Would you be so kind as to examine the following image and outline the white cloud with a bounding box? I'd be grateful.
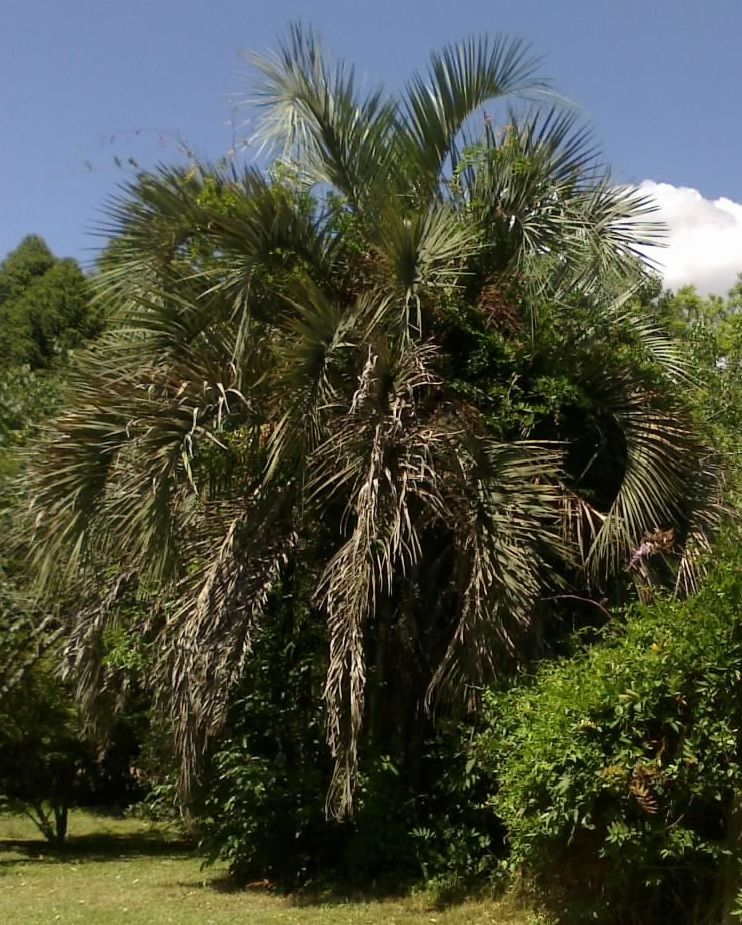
[638,180,742,295]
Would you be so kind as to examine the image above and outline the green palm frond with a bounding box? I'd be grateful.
[377,205,482,332]
[460,112,664,295]
[25,330,255,587]
[585,373,713,579]
[206,167,334,302]
[562,181,663,295]
[403,34,547,189]
[601,286,693,384]
[428,438,563,704]
[95,166,209,313]
[247,24,397,207]
[264,283,359,480]
[24,371,132,588]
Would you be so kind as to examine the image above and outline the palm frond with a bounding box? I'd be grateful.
[586,374,716,581]
[461,113,664,294]
[377,205,482,332]
[402,34,547,190]
[601,285,693,384]
[59,572,140,743]
[247,23,397,207]
[264,284,358,482]
[673,455,726,595]
[428,438,563,704]
[206,167,335,317]
[24,331,254,587]
[313,340,441,817]
[162,498,296,800]
[95,166,209,315]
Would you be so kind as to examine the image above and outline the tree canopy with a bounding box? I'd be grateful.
[0,235,101,368]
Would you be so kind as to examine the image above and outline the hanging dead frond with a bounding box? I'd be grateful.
[162,496,297,801]
[629,764,662,815]
[60,571,141,743]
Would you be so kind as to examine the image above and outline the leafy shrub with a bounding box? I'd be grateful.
[0,613,150,843]
[198,586,504,889]
[202,708,504,890]
[198,592,336,885]
[0,652,89,844]
[344,740,502,891]
[478,551,742,923]
[387,722,504,893]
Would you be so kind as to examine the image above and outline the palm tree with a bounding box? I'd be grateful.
[23,26,720,817]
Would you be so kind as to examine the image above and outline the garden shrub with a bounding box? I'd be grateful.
[0,652,90,844]
[479,552,742,923]
[202,704,503,890]
[197,586,504,888]
[198,592,337,885]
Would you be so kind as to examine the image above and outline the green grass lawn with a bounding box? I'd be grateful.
[0,812,535,924]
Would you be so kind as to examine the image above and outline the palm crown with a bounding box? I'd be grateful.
[24,27,720,816]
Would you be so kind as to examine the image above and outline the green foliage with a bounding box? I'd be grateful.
[0,366,60,456]
[404,726,505,893]
[0,52,736,917]
[13,29,729,896]
[479,544,742,923]
[203,708,503,890]
[0,244,127,842]
[0,235,101,369]
[0,594,151,844]
[669,282,742,463]
[0,644,89,844]
[198,588,333,884]
[0,234,54,299]
[198,583,501,889]
[659,283,732,340]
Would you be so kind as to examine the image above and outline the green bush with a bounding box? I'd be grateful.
[198,593,336,885]
[197,587,503,889]
[478,552,742,923]
[346,738,503,891]
[0,616,150,844]
[202,710,503,890]
[0,645,92,844]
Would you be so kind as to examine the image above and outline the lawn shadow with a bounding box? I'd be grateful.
[286,883,412,907]
[190,874,418,906]
[169,860,493,914]
[273,874,497,913]
[0,829,194,868]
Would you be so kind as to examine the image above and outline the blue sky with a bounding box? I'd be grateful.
[2,0,741,290]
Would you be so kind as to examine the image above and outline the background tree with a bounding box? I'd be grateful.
[656,278,742,481]
[0,237,139,844]
[0,620,88,846]
[0,235,102,368]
